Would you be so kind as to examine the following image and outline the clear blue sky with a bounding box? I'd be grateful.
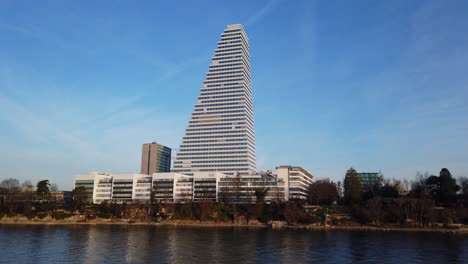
[1,0,467,190]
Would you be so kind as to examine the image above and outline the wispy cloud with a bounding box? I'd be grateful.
[0,83,186,190]
[150,51,211,86]
[244,0,282,27]
[0,23,31,35]
[0,93,96,155]
[0,22,74,51]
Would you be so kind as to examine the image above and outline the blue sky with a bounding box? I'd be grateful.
[1,0,467,190]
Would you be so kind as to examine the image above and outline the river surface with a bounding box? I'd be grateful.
[0,225,467,264]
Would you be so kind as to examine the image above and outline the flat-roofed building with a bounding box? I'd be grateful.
[193,172,224,202]
[141,142,171,175]
[275,166,313,200]
[74,165,312,204]
[357,172,380,191]
[152,173,177,202]
[94,175,112,204]
[315,177,330,183]
[74,172,152,204]
[74,173,97,202]
[218,172,286,203]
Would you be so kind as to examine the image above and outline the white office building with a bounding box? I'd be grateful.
[74,172,153,204]
[172,24,256,176]
[74,165,313,204]
[275,166,314,200]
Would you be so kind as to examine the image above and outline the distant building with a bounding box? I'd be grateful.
[140,142,171,175]
[395,184,408,196]
[50,191,72,205]
[315,177,330,183]
[357,172,379,191]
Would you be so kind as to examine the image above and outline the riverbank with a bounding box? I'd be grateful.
[1,216,467,233]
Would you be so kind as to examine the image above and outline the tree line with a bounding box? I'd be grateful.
[1,168,467,227]
[0,178,68,218]
[306,167,468,226]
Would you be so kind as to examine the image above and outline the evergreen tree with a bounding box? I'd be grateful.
[438,168,460,204]
[36,180,52,203]
[72,186,88,213]
[424,168,460,205]
[344,168,362,204]
[36,180,54,212]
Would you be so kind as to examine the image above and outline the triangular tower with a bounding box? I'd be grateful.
[172,24,256,176]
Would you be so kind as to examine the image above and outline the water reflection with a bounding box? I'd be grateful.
[0,225,467,264]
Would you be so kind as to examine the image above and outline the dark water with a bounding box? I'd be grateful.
[0,225,467,264]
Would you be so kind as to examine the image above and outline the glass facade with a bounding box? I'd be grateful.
[75,180,94,201]
[141,143,171,175]
[357,172,380,191]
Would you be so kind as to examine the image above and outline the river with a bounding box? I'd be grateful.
[0,225,467,263]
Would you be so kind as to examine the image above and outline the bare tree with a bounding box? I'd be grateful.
[458,177,468,194]
[0,178,20,192]
[392,178,401,187]
[21,180,34,192]
[336,181,343,198]
[218,187,231,204]
[180,191,192,203]
[308,182,339,205]
[50,183,59,191]
[0,178,22,214]
[410,171,430,198]
[458,176,468,207]
[271,186,284,203]
[403,179,410,192]
[232,173,242,203]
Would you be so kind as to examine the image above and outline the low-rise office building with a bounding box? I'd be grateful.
[74,172,152,204]
[74,165,313,204]
[275,166,313,200]
[218,172,287,203]
[50,191,72,205]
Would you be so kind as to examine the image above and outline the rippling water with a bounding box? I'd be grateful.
[0,225,467,264]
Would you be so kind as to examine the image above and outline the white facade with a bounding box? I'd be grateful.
[218,173,287,203]
[274,166,313,200]
[172,24,256,176]
[74,166,312,204]
[75,172,152,204]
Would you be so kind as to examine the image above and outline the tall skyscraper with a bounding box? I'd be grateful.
[140,142,171,175]
[172,24,256,176]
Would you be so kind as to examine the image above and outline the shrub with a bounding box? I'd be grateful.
[51,211,73,220]
[97,212,111,219]
[283,201,312,225]
[37,212,48,219]
[351,205,370,224]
